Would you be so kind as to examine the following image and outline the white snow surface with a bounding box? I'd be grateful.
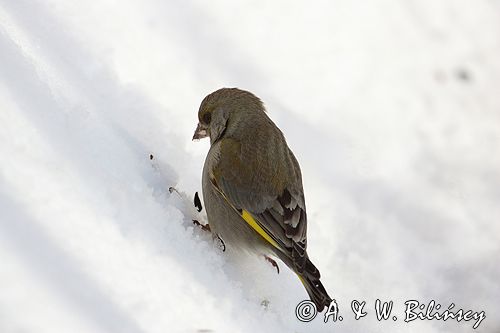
[1,1,500,332]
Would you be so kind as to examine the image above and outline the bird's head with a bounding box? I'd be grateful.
[192,88,265,145]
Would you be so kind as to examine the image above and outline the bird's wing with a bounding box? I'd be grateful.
[210,137,315,275]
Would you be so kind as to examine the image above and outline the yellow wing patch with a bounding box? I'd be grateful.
[241,209,280,249]
[210,174,281,251]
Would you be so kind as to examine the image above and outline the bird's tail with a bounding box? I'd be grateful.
[276,249,332,312]
[282,253,332,312]
[297,269,332,312]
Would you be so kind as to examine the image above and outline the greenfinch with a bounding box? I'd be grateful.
[193,88,332,311]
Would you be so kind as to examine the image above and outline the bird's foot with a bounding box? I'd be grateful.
[264,255,280,274]
[193,219,211,232]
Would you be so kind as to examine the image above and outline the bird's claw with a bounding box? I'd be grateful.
[193,219,211,232]
[264,255,280,274]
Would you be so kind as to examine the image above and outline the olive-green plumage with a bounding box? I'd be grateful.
[193,88,332,311]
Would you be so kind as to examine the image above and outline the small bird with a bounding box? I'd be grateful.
[193,88,332,311]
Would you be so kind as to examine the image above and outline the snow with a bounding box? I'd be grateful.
[1,0,499,332]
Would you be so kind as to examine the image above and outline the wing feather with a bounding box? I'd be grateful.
[211,137,309,272]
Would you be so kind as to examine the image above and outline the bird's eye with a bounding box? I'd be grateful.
[203,113,211,124]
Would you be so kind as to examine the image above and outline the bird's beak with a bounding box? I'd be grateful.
[192,122,208,141]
